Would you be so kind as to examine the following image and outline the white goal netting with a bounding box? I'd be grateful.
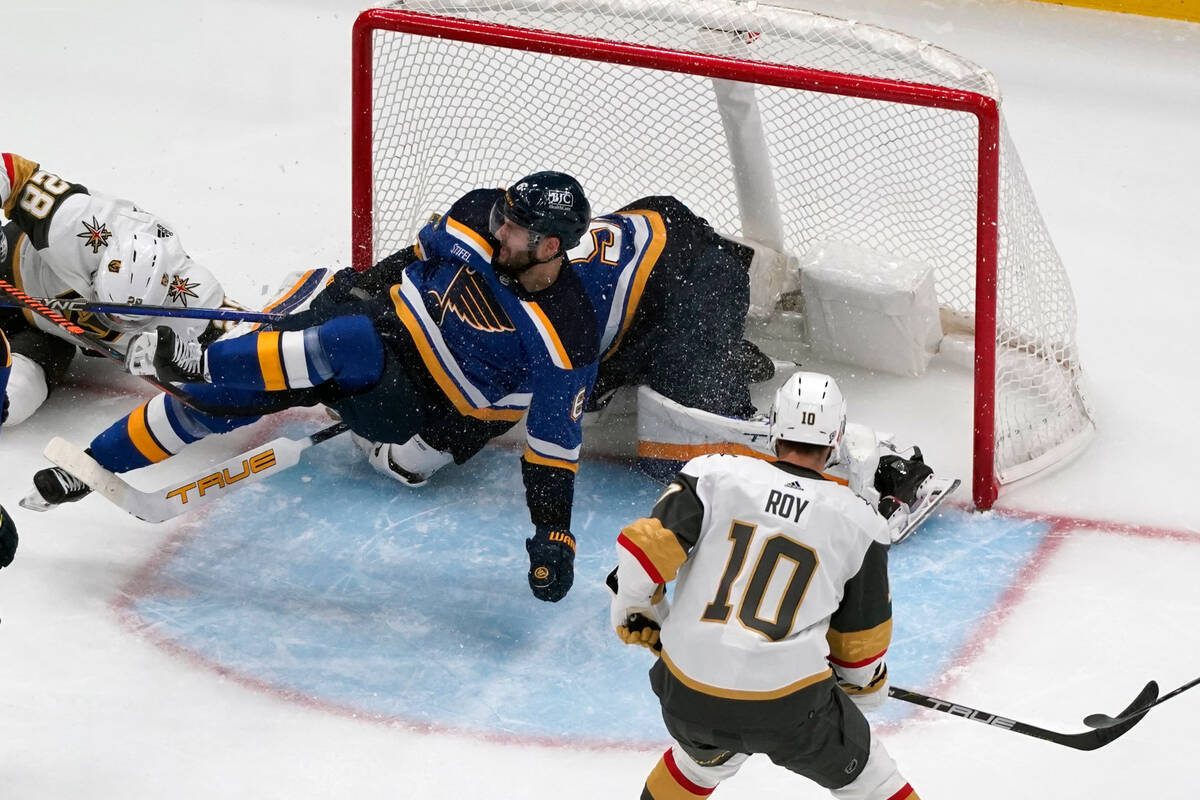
[354,0,1095,506]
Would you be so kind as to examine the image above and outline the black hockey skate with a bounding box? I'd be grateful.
[20,466,93,512]
[126,325,208,383]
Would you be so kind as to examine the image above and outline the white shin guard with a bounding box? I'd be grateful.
[5,353,50,426]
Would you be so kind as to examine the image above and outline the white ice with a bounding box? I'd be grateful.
[2,1,1198,797]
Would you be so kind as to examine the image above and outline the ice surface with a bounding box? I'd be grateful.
[2,1,1198,798]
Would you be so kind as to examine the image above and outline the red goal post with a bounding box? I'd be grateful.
[350,1,1095,509]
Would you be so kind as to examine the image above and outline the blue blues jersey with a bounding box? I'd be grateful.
[391,189,599,493]
[566,206,669,362]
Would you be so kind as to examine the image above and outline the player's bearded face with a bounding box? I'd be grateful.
[493,219,539,274]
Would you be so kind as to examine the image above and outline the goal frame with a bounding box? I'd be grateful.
[350,8,1004,508]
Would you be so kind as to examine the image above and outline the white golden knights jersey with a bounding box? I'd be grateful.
[615,454,892,721]
[0,153,223,347]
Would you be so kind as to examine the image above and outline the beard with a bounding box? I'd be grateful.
[493,246,537,277]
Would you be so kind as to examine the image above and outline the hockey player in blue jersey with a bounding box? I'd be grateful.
[25,173,599,602]
[0,330,17,568]
[337,195,773,487]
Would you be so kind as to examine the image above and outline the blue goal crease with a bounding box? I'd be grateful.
[125,429,1053,742]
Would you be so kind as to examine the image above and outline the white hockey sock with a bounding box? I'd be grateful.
[832,738,916,800]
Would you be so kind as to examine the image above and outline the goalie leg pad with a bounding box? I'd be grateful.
[636,386,770,482]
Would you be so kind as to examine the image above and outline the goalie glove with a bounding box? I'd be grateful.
[525,527,575,602]
[875,449,933,506]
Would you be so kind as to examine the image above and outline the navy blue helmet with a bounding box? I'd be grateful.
[489,171,591,252]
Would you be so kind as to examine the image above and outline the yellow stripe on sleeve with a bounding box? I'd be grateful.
[445,216,494,259]
[524,301,572,369]
[262,270,317,313]
[522,446,579,473]
[126,403,172,463]
[256,332,287,391]
[389,285,523,422]
[606,209,667,358]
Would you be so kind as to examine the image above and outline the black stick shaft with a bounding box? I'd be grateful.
[0,295,286,324]
[888,681,1157,751]
[0,279,228,415]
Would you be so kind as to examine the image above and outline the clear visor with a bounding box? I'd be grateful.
[96,312,150,334]
[488,198,543,251]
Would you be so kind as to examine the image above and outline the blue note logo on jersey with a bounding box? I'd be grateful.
[426,265,515,333]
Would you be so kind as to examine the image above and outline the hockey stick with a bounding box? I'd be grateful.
[38,422,349,523]
[887,682,1159,751]
[0,294,287,325]
[615,601,1158,752]
[0,278,244,416]
[1083,674,1200,729]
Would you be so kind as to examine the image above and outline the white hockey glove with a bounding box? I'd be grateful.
[606,567,669,653]
[835,661,890,712]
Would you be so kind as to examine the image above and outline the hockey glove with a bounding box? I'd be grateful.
[617,613,662,652]
[606,567,669,652]
[0,504,18,568]
[525,527,575,602]
[875,451,933,511]
[836,662,890,713]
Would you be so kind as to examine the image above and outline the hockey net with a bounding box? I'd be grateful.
[351,0,1095,508]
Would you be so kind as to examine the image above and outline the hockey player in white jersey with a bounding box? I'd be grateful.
[611,371,921,800]
[0,153,227,424]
